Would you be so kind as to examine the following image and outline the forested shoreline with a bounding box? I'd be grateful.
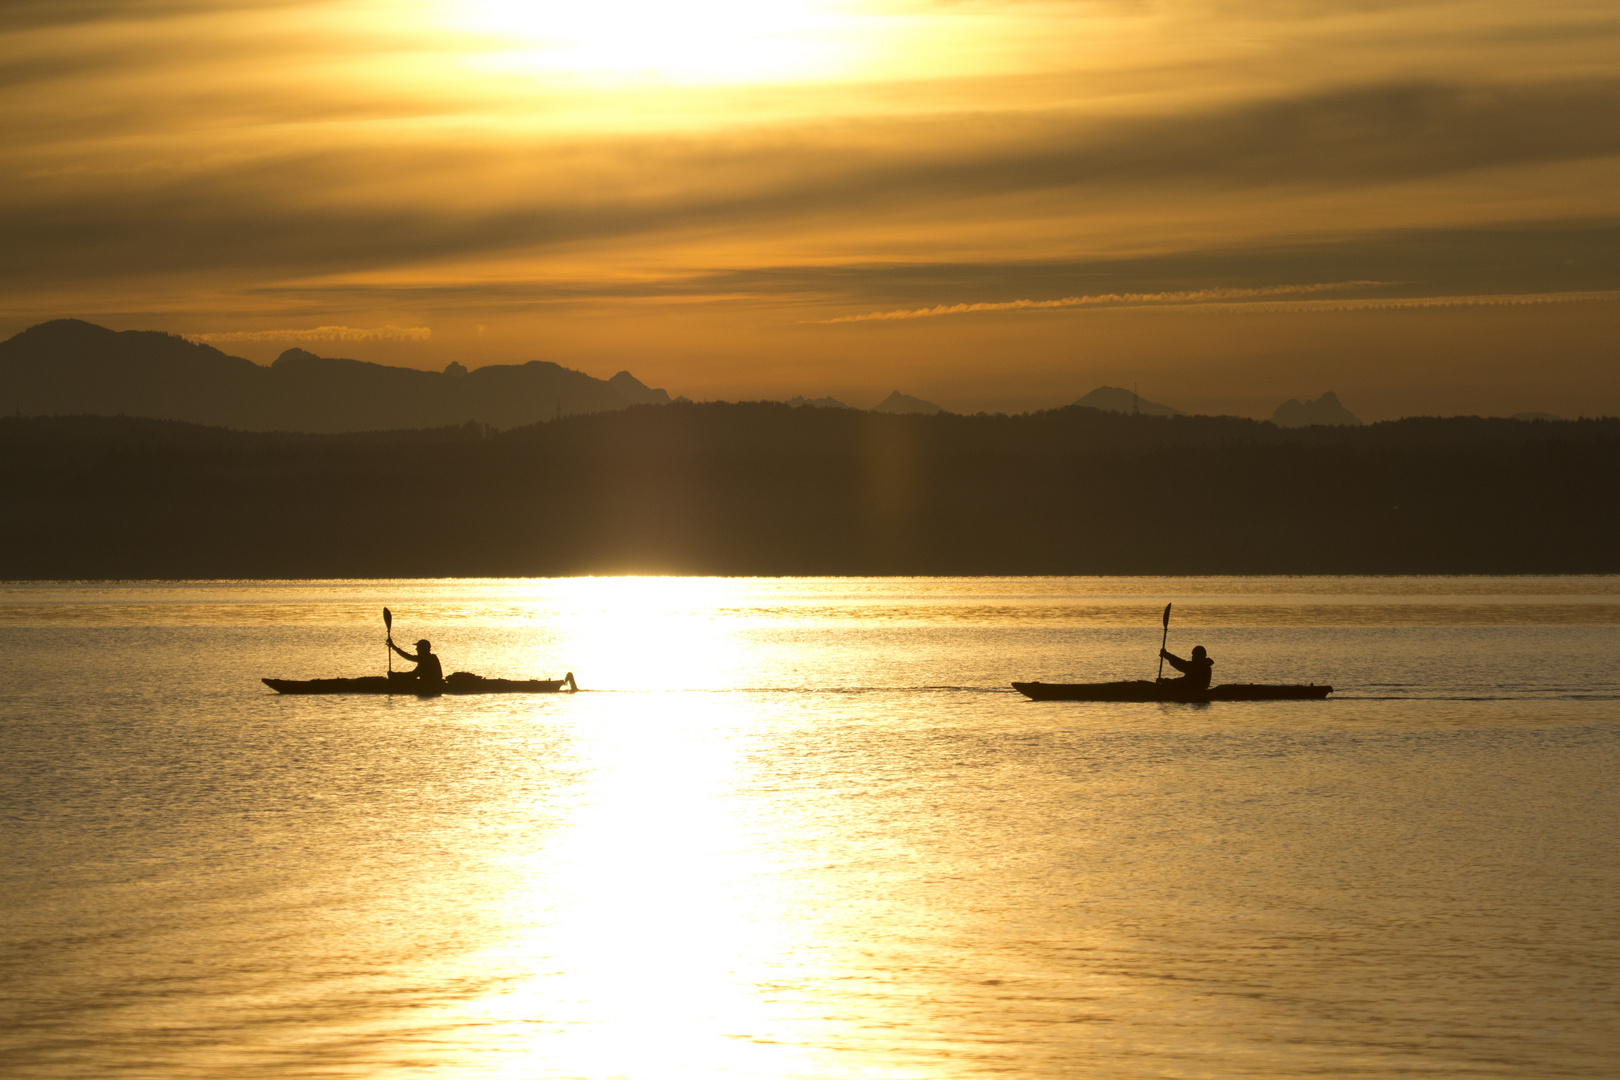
[4,404,1617,578]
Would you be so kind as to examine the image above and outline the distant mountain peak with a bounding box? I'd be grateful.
[871,390,943,415]
[1272,391,1362,428]
[17,318,115,342]
[607,370,673,406]
[1073,386,1182,417]
[785,395,852,409]
[12,319,232,363]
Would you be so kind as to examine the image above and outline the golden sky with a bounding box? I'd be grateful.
[2,0,1617,417]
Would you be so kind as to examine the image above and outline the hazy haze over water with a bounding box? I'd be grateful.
[3,577,1618,1078]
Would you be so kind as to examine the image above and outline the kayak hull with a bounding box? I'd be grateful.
[263,672,577,695]
[1013,680,1331,702]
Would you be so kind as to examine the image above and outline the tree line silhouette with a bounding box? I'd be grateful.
[3,403,1616,578]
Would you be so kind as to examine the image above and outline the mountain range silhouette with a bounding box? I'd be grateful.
[0,320,670,432]
[0,321,1580,433]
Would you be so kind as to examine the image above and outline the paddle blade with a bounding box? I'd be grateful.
[1162,602,1172,627]
[383,607,392,631]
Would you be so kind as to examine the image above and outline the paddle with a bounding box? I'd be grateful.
[1156,602,1172,680]
[384,607,393,673]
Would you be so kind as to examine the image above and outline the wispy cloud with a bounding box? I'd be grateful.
[184,325,431,343]
[1238,290,1620,312]
[816,282,1384,322]
[6,78,1620,290]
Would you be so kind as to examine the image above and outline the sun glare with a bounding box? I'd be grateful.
[442,0,864,85]
[445,687,828,1078]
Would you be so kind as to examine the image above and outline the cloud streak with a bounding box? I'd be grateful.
[816,282,1386,321]
[5,78,1620,290]
[185,325,431,344]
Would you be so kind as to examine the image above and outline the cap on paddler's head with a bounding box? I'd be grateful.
[1191,645,1207,658]
[416,639,432,651]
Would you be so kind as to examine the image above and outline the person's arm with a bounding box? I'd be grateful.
[1160,649,1190,674]
[388,639,415,662]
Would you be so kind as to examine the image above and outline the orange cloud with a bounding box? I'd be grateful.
[185,325,432,344]
[816,283,1387,322]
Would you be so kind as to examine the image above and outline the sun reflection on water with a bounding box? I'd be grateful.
[451,689,826,1078]
[549,576,752,691]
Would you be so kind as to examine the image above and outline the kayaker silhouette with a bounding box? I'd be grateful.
[1158,645,1213,691]
[388,637,444,685]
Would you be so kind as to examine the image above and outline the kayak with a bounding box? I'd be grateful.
[1012,680,1331,702]
[263,671,578,695]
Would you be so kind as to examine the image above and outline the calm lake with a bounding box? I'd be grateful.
[3,577,1618,1079]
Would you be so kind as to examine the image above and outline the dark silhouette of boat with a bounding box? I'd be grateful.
[263,671,578,695]
[1012,680,1331,702]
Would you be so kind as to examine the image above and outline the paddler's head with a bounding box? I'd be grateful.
[1191,645,1207,659]
[416,639,433,654]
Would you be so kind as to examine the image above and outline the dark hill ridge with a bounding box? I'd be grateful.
[0,320,670,432]
[3,404,1616,577]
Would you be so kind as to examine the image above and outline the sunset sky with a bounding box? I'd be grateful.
[2,0,1616,418]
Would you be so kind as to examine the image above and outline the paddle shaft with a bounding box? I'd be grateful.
[1156,603,1171,679]
[384,607,393,673]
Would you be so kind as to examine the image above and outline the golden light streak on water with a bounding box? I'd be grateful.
[546,575,750,690]
[463,696,830,1079]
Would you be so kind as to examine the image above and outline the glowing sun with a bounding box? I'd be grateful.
[443,0,863,85]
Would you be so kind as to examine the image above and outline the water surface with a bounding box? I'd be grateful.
[3,577,1617,1078]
